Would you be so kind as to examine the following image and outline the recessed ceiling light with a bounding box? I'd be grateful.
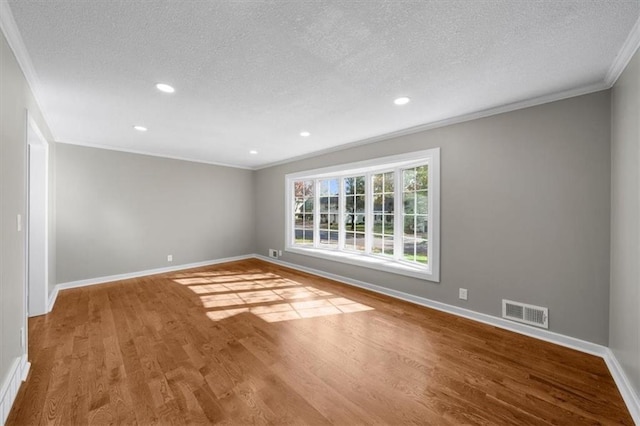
[133,125,147,132]
[394,97,411,105]
[249,150,258,155]
[300,131,311,137]
[155,83,175,93]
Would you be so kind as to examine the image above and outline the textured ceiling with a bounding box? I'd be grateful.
[6,0,640,169]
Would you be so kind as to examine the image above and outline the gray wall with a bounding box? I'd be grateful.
[255,91,612,345]
[610,48,640,398]
[55,144,254,283]
[1,31,54,399]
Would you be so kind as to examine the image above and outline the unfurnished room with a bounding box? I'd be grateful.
[1,0,639,424]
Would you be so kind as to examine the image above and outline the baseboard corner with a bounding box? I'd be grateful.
[603,348,640,424]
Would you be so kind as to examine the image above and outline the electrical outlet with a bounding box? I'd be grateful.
[17,214,22,232]
[167,254,173,262]
[459,288,468,300]
[278,250,283,256]
[269,249,278,258]
[20,327,25,348]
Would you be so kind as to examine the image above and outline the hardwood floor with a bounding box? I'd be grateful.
[7,259,633,425]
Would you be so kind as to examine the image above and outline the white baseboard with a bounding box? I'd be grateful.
[0,355,30,425]
[53,254,254,295]
[255,255,606,356]
[255,254,640,423]
[604,348,640,424]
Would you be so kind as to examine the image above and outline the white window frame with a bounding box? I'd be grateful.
[285,148,440,282]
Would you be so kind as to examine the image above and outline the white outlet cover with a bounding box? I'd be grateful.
[459,288,468,300]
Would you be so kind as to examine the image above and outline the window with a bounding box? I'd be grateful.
[285,149,440,281]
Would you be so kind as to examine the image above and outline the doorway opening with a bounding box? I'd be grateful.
[26,114,49,317]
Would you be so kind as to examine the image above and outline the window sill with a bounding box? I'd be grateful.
[285,246,439,282]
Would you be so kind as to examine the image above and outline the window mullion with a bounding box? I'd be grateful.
[338,177,345,251]
[365,172,372,254]
[394,167,403,261]
[313,179,320,248]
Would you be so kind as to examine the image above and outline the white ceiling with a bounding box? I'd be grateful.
[4,1,640,169]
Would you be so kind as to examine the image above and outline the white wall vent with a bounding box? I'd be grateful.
[502,299,548,329]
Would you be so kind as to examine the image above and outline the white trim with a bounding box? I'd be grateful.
[285,150,439,179]
[0,1,55,140]
[605,15,640,87]
[26,113,50,317]
[0,355,30,425]
[603,349,640,424]
[255,83,608,171]
[55,140,253,170]
[285,246,434,281]
[54,254,254,292]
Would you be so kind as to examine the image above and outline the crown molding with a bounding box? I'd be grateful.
[255,81,609,170]
[605,14,640,87]
[0,0,56,139]
[55,139,254,170]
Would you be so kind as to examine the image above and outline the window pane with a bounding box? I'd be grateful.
[373,195,383,213]
[382,214,394,236]
[416,215,428,239]
[383,195,394,213]
[294,180,312,198]
[373,174,383,193]
[372,235,393,256]
[345,196,354,213]
[416,240,428,264]
[404,215,415,237]
[304,198,313,211]
[403,168,416,191]
[320,180,329,196]
[345,177,355,195]
[403,192,415,214]
[355,176,365,194]
[383,237,394,256]
[319,178,339,196]
[416,165,428,190]
[416,190,428,214]
[293,180,314,246]
[329,196,339,213]
[403,239,416,262]
[384,172,394,192]
[355,195,365,213]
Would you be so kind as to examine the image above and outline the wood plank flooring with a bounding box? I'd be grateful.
[7,258,633,425]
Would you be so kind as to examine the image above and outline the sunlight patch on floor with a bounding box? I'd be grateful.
[205,297,373,323]
[173,270,373,322]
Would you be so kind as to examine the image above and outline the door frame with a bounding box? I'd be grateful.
[25,112,49,318]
